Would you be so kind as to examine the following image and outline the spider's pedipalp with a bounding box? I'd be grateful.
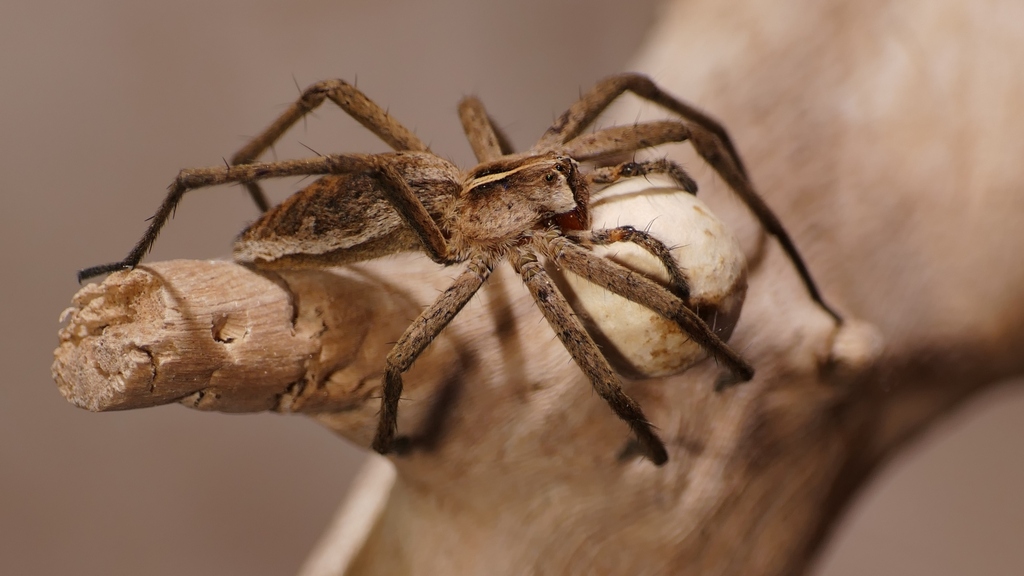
[587,158,698,196]
[574,226,691,300]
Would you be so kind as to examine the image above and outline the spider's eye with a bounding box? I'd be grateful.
[545,173,556,182]
[555,163,565,172]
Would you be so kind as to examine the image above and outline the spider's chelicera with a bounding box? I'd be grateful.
[79,74,840,465]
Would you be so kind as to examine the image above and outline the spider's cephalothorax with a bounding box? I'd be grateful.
[79,74,840,465]
[452,154,589,253]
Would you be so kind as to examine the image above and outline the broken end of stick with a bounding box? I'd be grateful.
[52,257,443,444]
[52,260,320,413]
[54,269,165,411]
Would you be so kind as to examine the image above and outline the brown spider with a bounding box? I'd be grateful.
[79,73,840,465]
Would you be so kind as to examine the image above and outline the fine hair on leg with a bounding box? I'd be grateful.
[513,249,669,465]
[373,259,492,454]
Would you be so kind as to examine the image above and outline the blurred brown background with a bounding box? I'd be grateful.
[1,1,1021,574]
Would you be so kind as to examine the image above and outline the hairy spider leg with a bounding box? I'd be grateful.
[579,157,706,300]
[231,79,429,212]
[561,120,843,323]
[80,79,441,281]
[373,259,491,454]
[78,153,450,280]
[532,72,748,177]
[514,249,669,465]
[569,227,692,301]
[457,96,517,163]
[537,234,754,382]
[533,73,841,322]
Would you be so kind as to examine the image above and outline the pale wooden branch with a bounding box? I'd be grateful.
[53,227,883,576]
[53,257,472,447]
[55,260,313,413]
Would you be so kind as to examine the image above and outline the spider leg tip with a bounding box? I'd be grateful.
[649,443,669,466]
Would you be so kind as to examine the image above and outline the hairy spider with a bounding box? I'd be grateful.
[79,73,840,465]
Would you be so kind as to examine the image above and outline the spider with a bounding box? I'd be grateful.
[79,73,840,465]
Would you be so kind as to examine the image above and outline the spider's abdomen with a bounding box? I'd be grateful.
[234,152,460,268]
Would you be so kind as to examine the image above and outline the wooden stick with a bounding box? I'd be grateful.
[53,259,460,446]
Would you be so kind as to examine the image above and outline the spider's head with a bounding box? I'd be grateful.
[457,153,589,243]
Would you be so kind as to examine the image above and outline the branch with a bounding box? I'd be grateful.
[53,257,471,446]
